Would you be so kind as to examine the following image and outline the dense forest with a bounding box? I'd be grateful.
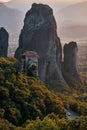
[0,57,87,130]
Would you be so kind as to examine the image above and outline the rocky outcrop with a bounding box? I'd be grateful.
[63,41,82,83]
[0,27,9,57]
[15,3,66,84]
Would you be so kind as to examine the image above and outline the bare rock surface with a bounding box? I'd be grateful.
[63,41,82,83]
[15,3,66,84]
[0,27,9,57]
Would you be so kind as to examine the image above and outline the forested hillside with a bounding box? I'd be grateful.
[0,57,87,129]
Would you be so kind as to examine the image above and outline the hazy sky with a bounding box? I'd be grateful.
[0,0,86,4]
[0,0,10,2]
[0,0,87,12]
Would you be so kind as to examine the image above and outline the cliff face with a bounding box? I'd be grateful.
[0,27,9,57]
[15,3,66,84]
[63,41,82,83]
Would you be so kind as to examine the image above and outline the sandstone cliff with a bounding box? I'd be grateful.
[15,3,66,84]
[63,41,82,83]
[0,27,9,57]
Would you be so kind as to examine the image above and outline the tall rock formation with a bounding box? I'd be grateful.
[63,41,82,83]
[0,27,9,57]
[15,3,66,84]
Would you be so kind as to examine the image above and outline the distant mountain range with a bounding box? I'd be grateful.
[58,1,87,25]
[5,0,29,12]
[0,3,24,34]
[58,1,87,40]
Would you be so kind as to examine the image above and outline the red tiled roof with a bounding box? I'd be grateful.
[21,51,39,58]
